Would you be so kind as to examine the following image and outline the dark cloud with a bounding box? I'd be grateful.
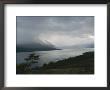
[17,16,94,48]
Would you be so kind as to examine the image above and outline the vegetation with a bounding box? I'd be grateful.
[16,51,94,74]
[16,53,40,74]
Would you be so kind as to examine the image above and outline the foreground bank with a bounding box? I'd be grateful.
[17,51,94,74]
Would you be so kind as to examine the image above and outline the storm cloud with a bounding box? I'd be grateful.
[16,16,94,48]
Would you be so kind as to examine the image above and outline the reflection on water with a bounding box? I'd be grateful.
[16,48,94,67]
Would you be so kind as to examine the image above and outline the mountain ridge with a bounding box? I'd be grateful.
[17,40,60,52]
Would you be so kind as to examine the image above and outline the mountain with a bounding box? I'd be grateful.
[60,43,94,49]
[16,40,60,52]
[83,43,94,48]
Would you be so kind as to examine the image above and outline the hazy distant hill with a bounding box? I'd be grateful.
[17,40,60,52]
[60,43,94,49]
[84,43,94,48]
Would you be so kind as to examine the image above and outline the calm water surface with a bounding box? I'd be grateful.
[16,48,94,67]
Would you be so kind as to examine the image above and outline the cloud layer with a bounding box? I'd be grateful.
[17,16,94,48]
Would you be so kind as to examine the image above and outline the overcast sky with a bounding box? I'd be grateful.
[17,16,94,48]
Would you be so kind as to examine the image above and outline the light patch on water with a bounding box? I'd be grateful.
[16,48,94,67]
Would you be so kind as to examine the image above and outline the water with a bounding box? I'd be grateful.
[16,48,94,67]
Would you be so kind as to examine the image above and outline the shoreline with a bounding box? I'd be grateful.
[17,51,94,74]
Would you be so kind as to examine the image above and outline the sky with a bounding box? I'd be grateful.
[16,16,94,48]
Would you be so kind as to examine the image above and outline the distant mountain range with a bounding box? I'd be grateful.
[83,43,94,48]
[16,40,60,52]
[60,43,94,49]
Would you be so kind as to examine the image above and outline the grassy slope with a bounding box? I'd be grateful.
[32,52,94,74]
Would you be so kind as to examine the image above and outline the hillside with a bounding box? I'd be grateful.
[16,40,60,52]
[17,51,94,74]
